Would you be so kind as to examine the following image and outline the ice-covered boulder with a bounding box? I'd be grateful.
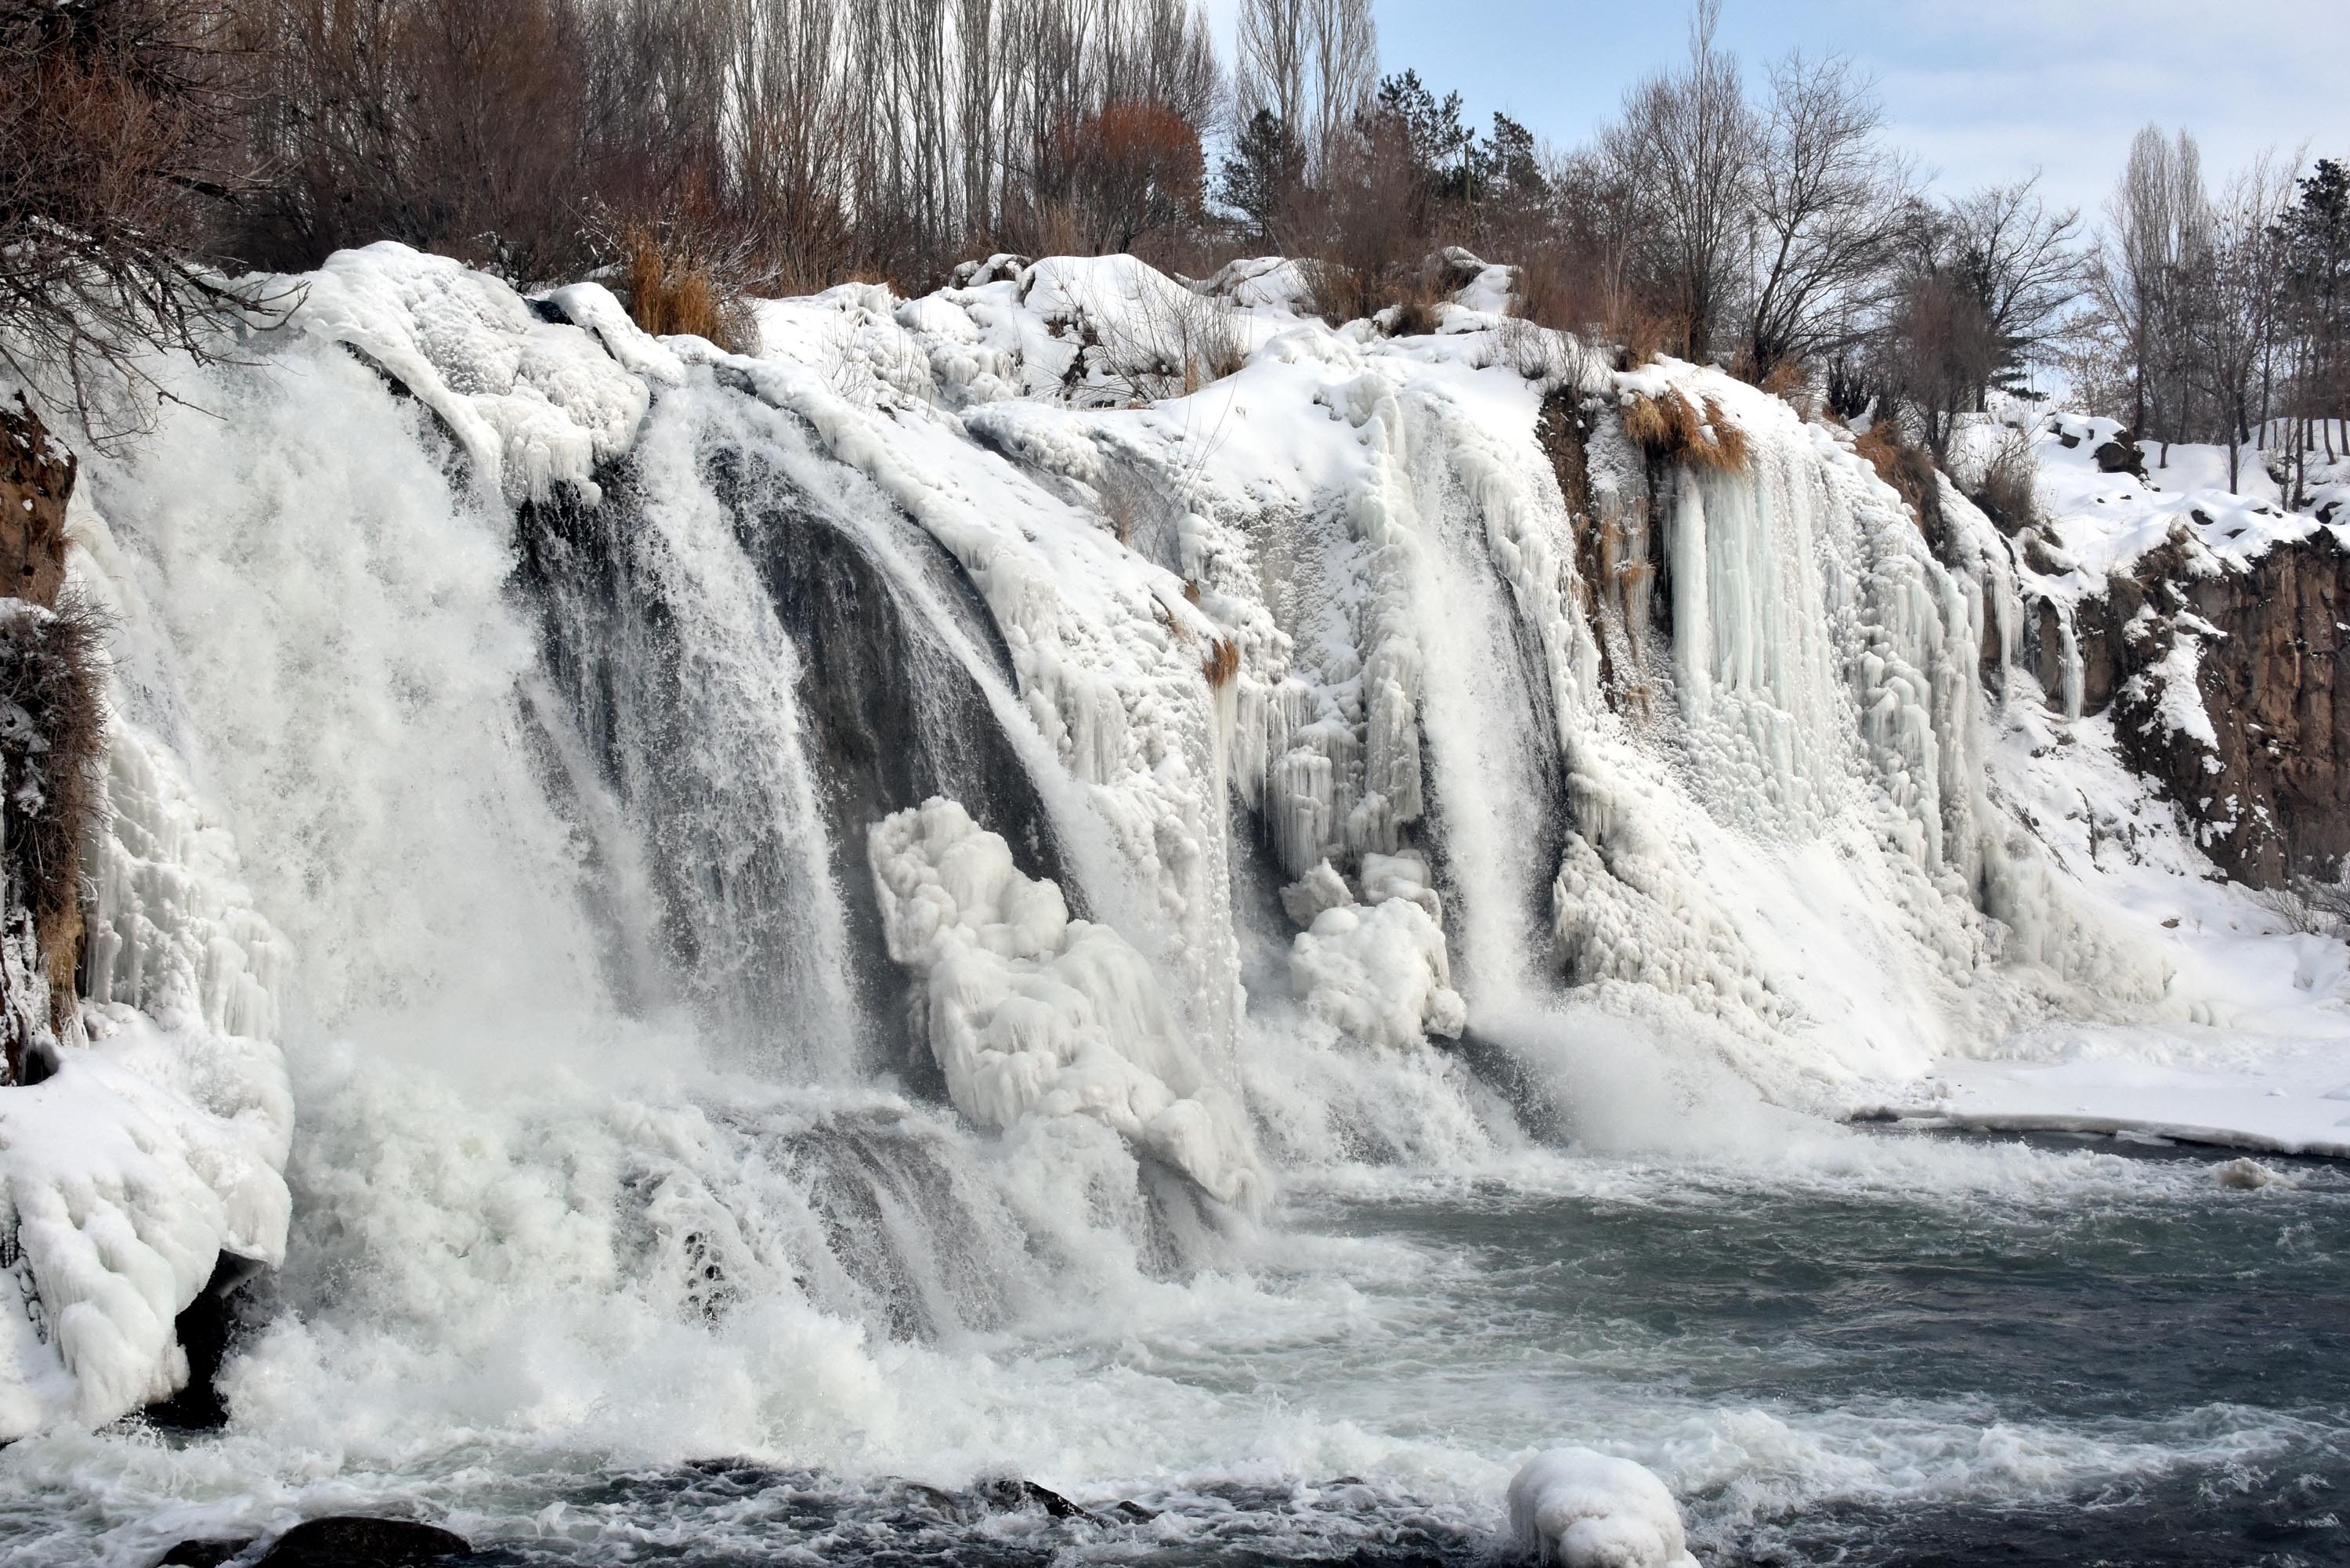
[1289,897,1466,1050]
[868,797,1262,1205]
[1507,1448,1699,1568]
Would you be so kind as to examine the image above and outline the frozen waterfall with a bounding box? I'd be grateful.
[0,244,2191,1459]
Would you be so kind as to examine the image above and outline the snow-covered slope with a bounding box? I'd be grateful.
[5,242,2345,1442]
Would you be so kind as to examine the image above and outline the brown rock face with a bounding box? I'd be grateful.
[2030,527,2350,887]
[0,396,74,610]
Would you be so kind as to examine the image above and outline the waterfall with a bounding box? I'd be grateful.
[1,244,2183,1460]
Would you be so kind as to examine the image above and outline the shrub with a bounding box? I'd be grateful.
[1963,423,2043,533]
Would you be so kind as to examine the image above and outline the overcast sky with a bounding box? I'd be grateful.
[1201,0,2350,218]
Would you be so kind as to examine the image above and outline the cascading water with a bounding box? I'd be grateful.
[2,246,2343,1568]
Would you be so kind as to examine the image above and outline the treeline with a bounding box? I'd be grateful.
[229,0,1221,289]
[4,0,2347,494]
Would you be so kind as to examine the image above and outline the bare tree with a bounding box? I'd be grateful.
[2096,125,2210,457]
[1235,0,1370,178]
[1944,173,2084,396]
[1602,0,1756,360]
[1737,51,1914,383]
[1,0,273,432]
[2189,151,2298,490]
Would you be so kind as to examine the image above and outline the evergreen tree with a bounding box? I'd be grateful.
[1218,109,1303,244]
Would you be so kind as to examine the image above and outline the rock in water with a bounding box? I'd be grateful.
[2214,1157,2288,1190]
[254,1517,471,1566]
[157,1542,253,1568]
[1507,1448,1698,1568]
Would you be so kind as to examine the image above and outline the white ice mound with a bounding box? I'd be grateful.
[1290,898,1466,1050]
[869,797,1263,1205]
[288,242,651,503]
[1508,1448,1699,1568]
[0,721,291,1440]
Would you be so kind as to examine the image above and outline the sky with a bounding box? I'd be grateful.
[1199,0,2350,218]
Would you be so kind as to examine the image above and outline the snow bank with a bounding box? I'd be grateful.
[288,243,651,502]
[1507,1447,1699,1568]
[869,798,1263,1206]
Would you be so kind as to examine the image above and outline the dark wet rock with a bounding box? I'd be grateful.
[974,1476,1083,1518]
[157,1541,252,1567]
[2093,435,2147,479]
[254,1516,470,1567]
[143,1255,264,1429]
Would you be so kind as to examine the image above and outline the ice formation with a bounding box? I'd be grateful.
[4,238,2342,1450]
[1290,896,1466,1050]
[1507,1447,1700,1568]
[869,798,1262,1205]
[0,528,291,1436]
[287,243,653,503]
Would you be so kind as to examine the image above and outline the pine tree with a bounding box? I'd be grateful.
[1218,109,1303,245]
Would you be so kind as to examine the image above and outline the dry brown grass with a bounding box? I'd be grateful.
[1201,637,1239,689]
[625,226,756,352]
[1692,395,1748,473]
[1853,421,1942,533]
[1622,388,1694,453]
[1622,387,1749,475]
[1759,358,1810,409]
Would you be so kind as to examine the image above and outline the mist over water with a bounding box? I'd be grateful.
[6,256,2343,1568]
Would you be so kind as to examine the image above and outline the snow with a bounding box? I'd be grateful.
[1875,1037,2350,1158]
[1507,1447,1699,1568]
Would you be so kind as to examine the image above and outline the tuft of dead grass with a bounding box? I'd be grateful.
[1622,387,1749,475]
[625,226,757,352]
[1692,395,1748,473]
[1853,421,1943,536]
[1759,358,1814,414]
[1201,637,1239,689]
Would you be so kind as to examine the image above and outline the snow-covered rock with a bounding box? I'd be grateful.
[1507,1447,1700,1568]
[1290,898,1466,1050]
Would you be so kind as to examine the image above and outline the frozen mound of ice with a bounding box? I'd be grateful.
[868,797,1263,1206]
[1291,898,1466,1050]
[288,243,650,502]
[1507,1448,1700,1568]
